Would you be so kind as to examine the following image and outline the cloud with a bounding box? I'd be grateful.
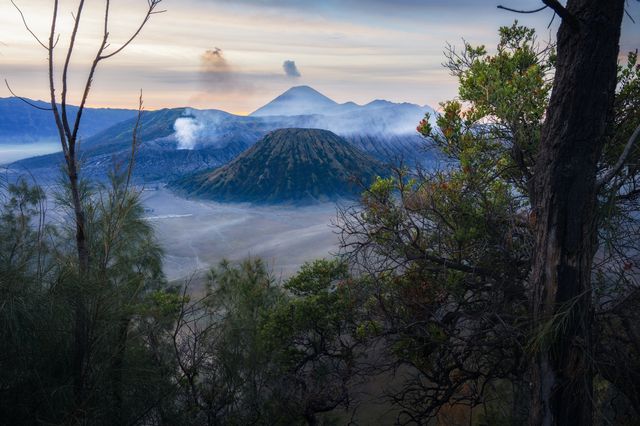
[282,60,301,78]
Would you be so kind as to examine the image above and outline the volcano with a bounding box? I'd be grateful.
[171,128,385,203]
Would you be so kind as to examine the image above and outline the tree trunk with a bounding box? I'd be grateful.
[530,1,624,425]
[111,316,131,423]
[67,156,91,411]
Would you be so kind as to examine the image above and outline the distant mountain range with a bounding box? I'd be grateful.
[171,128,385,203]
[251,86,431,134]
[0,97,137,144]
[6,86,435,184]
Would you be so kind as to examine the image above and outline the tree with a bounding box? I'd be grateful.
[0,170,180,425]
[263,259,367,424]
[9,0,165,411]
[528,2,626,425]
[338,19,640,424]
[169,258,366,425]
[339,24,548,423]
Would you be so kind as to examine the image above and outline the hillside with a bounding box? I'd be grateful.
[172,128,385,203]
[0,97,136,143]
[8,86,433,182]
[9,108,260,182]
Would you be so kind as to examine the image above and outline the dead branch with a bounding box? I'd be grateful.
[4,79,51,111]
[497,4,548,14]
[598,123,640,190]
[10,0,47,49]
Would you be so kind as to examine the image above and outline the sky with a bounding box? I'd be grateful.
[1,0,639,114]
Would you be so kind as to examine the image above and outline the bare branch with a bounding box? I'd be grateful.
[61,0,87,142]
[598,123,640,189]
[47,0,70,160]
[497,0,578,29]
[542,0,579,28]
[70,0,164,142]
[404,251,502,279]
[4,79,52,111]
[10,0,47,49]
[625,7,636,24]
[125,91,145,191]
[497,4,548,14]
[70,0,111,145]
[99,0,165,60]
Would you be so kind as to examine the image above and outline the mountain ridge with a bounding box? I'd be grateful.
[0,97,137,144]
[7,86,435,183]
[250,85,433,119]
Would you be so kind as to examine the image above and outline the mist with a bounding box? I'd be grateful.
[141,188,338,281]
[0,142,61,164]
[169,86,439,156]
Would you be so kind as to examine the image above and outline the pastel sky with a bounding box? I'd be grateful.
[1,0,639,114]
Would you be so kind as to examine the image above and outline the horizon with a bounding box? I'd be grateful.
[2,0,638,114]
[1,84,432,116]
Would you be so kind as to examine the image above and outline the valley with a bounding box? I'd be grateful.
[141,187,341,282]
[0,85,421,284]
[0,142,60,164]
[0,85,428,285]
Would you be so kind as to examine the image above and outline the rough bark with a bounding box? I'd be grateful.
[530,1,625,425]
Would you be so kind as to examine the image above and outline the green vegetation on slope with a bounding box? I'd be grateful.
[172,128,386,203]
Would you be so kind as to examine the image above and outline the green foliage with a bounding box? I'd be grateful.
[0,172,178,425]
[341,23,640,424]
[418,21,553,196]
[339,23,551,423]
[4,21,640,426]
[0,179,49,281]
[174,128,385,203]
[170,258,363,425]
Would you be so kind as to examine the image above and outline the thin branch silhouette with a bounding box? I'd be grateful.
[4,79,52,111]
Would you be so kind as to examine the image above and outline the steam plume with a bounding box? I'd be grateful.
[174,114,203,150]
[283,60,301,78]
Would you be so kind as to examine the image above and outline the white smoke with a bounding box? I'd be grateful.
[174,116,204,150]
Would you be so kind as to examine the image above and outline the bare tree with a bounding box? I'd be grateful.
[9,0,165,413]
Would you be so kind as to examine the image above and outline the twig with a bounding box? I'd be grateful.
[497,4,548,14]
[598,123,640,190]
[4,79,51,111]
[125,91,145,192]
[10,0,47,49]
[99,0,166,60]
